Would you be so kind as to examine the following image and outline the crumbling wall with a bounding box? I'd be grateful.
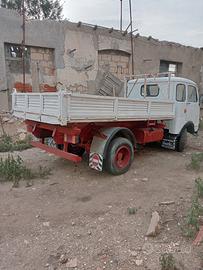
[0,7,203,112]
[56,25,132,93]
[0,8,65,110]
[133,36,203,94]
[57,28,98,93]
[98,50,130,80]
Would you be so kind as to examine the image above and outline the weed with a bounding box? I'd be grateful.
[159,253,176,270]
[0,155,51,187]
[0,134,13,152]
[182,178,203,238]
[37,165,52,179]
[13,134,33,151]
[127,207,137,215]
[187,152,203,171]
[199,119,203,131]
[0,155,30,187]
[182,197,203,238]
[0,133,32,152]
[195,178,203,198]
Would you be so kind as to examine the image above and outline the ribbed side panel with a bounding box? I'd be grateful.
[12,92,175,125]
[28,95,40,112]
[15,95,25,110]
[70,96,115,119]
[118,99,148,118]
[42,95,59,115]
[150,102,173,114]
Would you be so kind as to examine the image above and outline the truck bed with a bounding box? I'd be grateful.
[12,91,175,125]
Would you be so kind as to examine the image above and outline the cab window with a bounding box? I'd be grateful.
[176,84,186,102]
[188,85,197,102]
[141,84,159,97]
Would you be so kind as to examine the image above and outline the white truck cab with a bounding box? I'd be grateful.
[126,75,200,151]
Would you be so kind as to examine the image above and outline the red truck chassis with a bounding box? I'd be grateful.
[26,119,165,174]
[25,120,165,174]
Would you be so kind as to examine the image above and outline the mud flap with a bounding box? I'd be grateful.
[89,152,103,171]
[89,127,135,172]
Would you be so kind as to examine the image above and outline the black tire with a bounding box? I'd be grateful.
[176,128,187,152]
[105,137,134,175]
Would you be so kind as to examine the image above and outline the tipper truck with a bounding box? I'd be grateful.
[12,72,200,175]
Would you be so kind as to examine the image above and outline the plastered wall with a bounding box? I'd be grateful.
[0,7,203,111]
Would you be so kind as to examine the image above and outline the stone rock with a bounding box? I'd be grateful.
[43,221,50,227]
[8,118,15,124]
[17,128,26,133]
[159,201,175,206]
[66,258,77,268]
[59,254,68,264]
[24,239,29,245]
[130,250,137,257]
[141,177,148,182]
[193,225,203,246]
[19,132,27,141]
[146,211,160,237]
[135,259,143,266]
[2,117,10,122]
[17,128,27,141]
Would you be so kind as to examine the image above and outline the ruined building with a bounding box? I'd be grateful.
[0,7,203,111]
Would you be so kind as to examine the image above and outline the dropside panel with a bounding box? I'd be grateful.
[13,91,175,125]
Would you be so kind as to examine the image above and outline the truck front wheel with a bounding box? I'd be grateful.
[176,128,187,152]
[105,137,134,175]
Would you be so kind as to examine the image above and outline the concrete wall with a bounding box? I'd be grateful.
[0,8,65,89]
[0,7,203,111]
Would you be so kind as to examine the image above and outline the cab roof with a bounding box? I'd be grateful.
[128,76,196,85]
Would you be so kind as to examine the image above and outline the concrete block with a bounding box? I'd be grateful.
[43,53,53,61]
[31,52,43,61]
[30,47,38,53]
[112,55,120,62]
[121,55,130,63]
[101,54,111,60]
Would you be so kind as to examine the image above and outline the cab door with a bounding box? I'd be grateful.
[186,84,200,132]
[166,83,187,135]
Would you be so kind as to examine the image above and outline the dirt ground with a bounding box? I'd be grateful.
[0,122,203,270]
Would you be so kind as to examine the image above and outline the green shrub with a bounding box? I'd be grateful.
[0,134,13,152]
[159,253,176,270]
[187,152,203,171]
[199,119,203,131]
[0,155,51,187]
[0,134,32,153]
[127,207,137,215]
[195,178,203,198]
[182,178,203,238]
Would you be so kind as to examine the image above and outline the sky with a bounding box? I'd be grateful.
[63,0,203,48]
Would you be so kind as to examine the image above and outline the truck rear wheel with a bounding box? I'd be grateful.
[105,137,134,175]
[176,128,187,152]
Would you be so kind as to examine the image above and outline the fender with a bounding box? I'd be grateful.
[181,121,195,135]
[89,127,135,171]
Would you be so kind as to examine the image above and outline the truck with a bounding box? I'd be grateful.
[12,72,200,175]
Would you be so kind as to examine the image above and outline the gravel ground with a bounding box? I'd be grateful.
[0,123,203,270]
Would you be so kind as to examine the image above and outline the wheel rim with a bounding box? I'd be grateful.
[114,145,131,169]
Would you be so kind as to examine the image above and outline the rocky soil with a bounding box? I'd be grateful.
[0,121,203,270]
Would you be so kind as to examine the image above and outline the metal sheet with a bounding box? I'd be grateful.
[12,91,175,125]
